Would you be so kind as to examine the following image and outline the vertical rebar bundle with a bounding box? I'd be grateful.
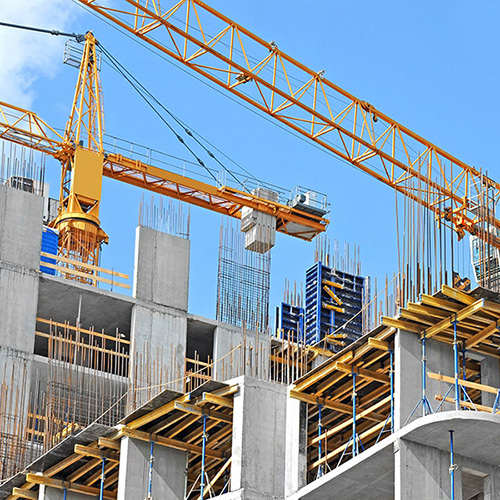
[216,218,271,333]
[138,194,191,239]
[0,140,46,196]
[394,162,478,308]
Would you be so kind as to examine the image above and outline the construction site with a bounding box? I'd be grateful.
[0,2,499,499]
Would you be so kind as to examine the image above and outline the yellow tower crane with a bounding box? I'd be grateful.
[0,32,329,282]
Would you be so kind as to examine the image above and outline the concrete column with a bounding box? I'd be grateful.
[480,355,500,407]
[394,438,457,500]
[133,226,190,310]
[394,329,454,430]
[0,185,42,352]
[213,326,271,382]
[0,184,44,269]
[117,436,187,500]
[230,376,287,499]
[0,186,43,452]
[284,395,308,497]
[130,304,187,403]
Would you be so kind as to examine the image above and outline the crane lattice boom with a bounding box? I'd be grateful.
[76,0,500,247]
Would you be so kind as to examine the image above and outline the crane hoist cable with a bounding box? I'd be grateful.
[98,42,257,191]
[98,43,218,183]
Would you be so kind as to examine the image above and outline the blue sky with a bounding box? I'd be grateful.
[2,1,499,322]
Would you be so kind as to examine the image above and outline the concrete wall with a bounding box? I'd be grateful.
[395,329,454,430]
[133,226,190,311]
[230,376,287,499]
[213,325,271,381]
[130,304,187,403]
[0,186,42,353]
[395,437,500,500]
[117,436,187,500]
[0,184,43,269]
[130,226,190,405]
[395,438,452,500]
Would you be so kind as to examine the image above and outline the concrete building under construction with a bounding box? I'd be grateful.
[0,180,499,500]
[1,1,500,500]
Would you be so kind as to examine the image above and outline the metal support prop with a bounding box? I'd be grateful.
[63,490,67,500]
[405,333,433,426]
[390,348,394,433]
[99,458,106,500]
[200,414,207,500]
[453,317,460,411]
[449,430,456,500]
[461,343,467,403]
[493,390,500,414]
[146,440,155,499]
[352,373,358,457]
[421,334,431,416]
[317,404,323,478]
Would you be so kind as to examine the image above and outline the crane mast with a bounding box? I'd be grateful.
[54,33,108,275]
[75,0,500,250]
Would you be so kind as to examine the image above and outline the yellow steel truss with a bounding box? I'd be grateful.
[76,0,500,246]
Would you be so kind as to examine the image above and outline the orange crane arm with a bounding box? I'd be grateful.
[0,102,327,240]
[76,0,500,245]
[103,152,327,238]
[0,101,68,159]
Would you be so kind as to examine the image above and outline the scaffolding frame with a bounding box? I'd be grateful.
[3,383,236,500]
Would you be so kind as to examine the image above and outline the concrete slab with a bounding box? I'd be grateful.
[119,388,183,426]
[400,411,500,465]
[288,435,395,500]
[120,380,227,427]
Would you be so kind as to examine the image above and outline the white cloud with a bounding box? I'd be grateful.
[0,0,77,108]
